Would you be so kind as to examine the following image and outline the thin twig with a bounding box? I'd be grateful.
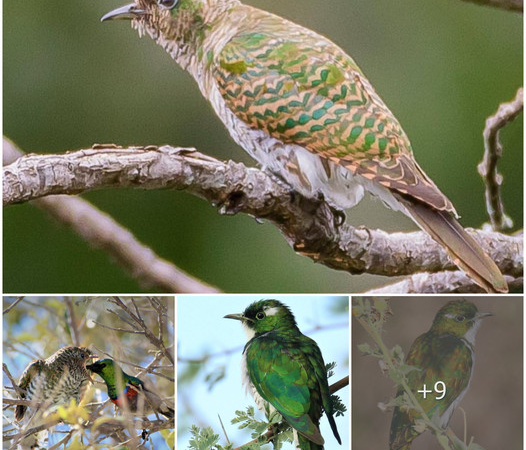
[111,297,174,365]
[478,87,523,231]
[460,0,522,12]
[3,364,26,397]
[64,297,81,346]
[218,414,230,445]
[3,297,25,315]
[47,430,75,450]
[91,320,145,334]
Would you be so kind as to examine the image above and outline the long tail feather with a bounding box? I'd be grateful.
[327,413,341,444]
[400,198,507,293]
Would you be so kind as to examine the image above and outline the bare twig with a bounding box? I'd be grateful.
[110,297,174,365]
[3,138,220,294]
[4,140,520,292]
[3,364,26,397]
[65,297,81,346]
[460,0,522,12]
[2,398,44,407]
[6,418,61,444]
[329,375,349,394]
[91,320,145,334]
[478,87,523,231]
[47,430,75,450]
[3,297,25,315]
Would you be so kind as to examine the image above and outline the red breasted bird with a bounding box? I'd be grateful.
[87,359,174,419]
[100,0,508,293]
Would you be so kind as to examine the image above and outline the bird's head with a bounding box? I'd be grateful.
[86,358,124,383]
[431,300,491,344]
[224,299,298,338]
[77,347,98,363]
[101,0,238,66]
[54,346,97,365]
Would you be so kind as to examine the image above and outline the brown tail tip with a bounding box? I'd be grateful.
[402,199,508,293]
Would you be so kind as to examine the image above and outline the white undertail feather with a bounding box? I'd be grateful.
[293,429,301,449]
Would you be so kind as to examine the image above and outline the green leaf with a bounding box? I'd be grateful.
[160,429,175,448]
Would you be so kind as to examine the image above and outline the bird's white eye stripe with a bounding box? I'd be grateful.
[445,313,456,319]
[264,307,280,316]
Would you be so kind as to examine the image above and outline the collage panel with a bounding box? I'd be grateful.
[352,296,523,450]
[3,0,521,295]
[177,295,349,449]
[2,296,175,449]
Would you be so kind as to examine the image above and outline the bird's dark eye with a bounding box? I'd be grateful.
[455,315,466,322]
[256,312,265,320]
[158,0,179,9]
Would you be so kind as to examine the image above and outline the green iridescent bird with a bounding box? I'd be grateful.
[101,0,507,293]
[86,359,174,419]
[389,300,491,450]
[224,299,342,449]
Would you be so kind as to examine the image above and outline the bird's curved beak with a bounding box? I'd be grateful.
[224,313,252,323]
[86,360,103,372]
[101,3,148,22]
[477,312,493,319]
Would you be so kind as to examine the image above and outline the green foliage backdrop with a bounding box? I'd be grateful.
[3,0,522,292]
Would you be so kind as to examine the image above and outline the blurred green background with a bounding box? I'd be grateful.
[3,0,522,293]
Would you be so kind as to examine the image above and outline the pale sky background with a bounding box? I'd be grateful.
[177,295,350,449]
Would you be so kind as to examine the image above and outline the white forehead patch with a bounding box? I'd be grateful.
[264,306,280,316]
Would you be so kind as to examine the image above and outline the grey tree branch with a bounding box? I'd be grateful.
[461,0,523,12]
[3,138,220,294]
[3,140,522,291]
[365,271,522,294]
[478,87,523,232]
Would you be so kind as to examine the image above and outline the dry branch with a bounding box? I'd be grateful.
[3,138,220,294]
[3,141,521,292]
[478,87,523,232]
[461,0,523,12]
[365,271,522,294]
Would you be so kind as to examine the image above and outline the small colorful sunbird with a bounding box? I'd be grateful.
[87,358,174,419]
